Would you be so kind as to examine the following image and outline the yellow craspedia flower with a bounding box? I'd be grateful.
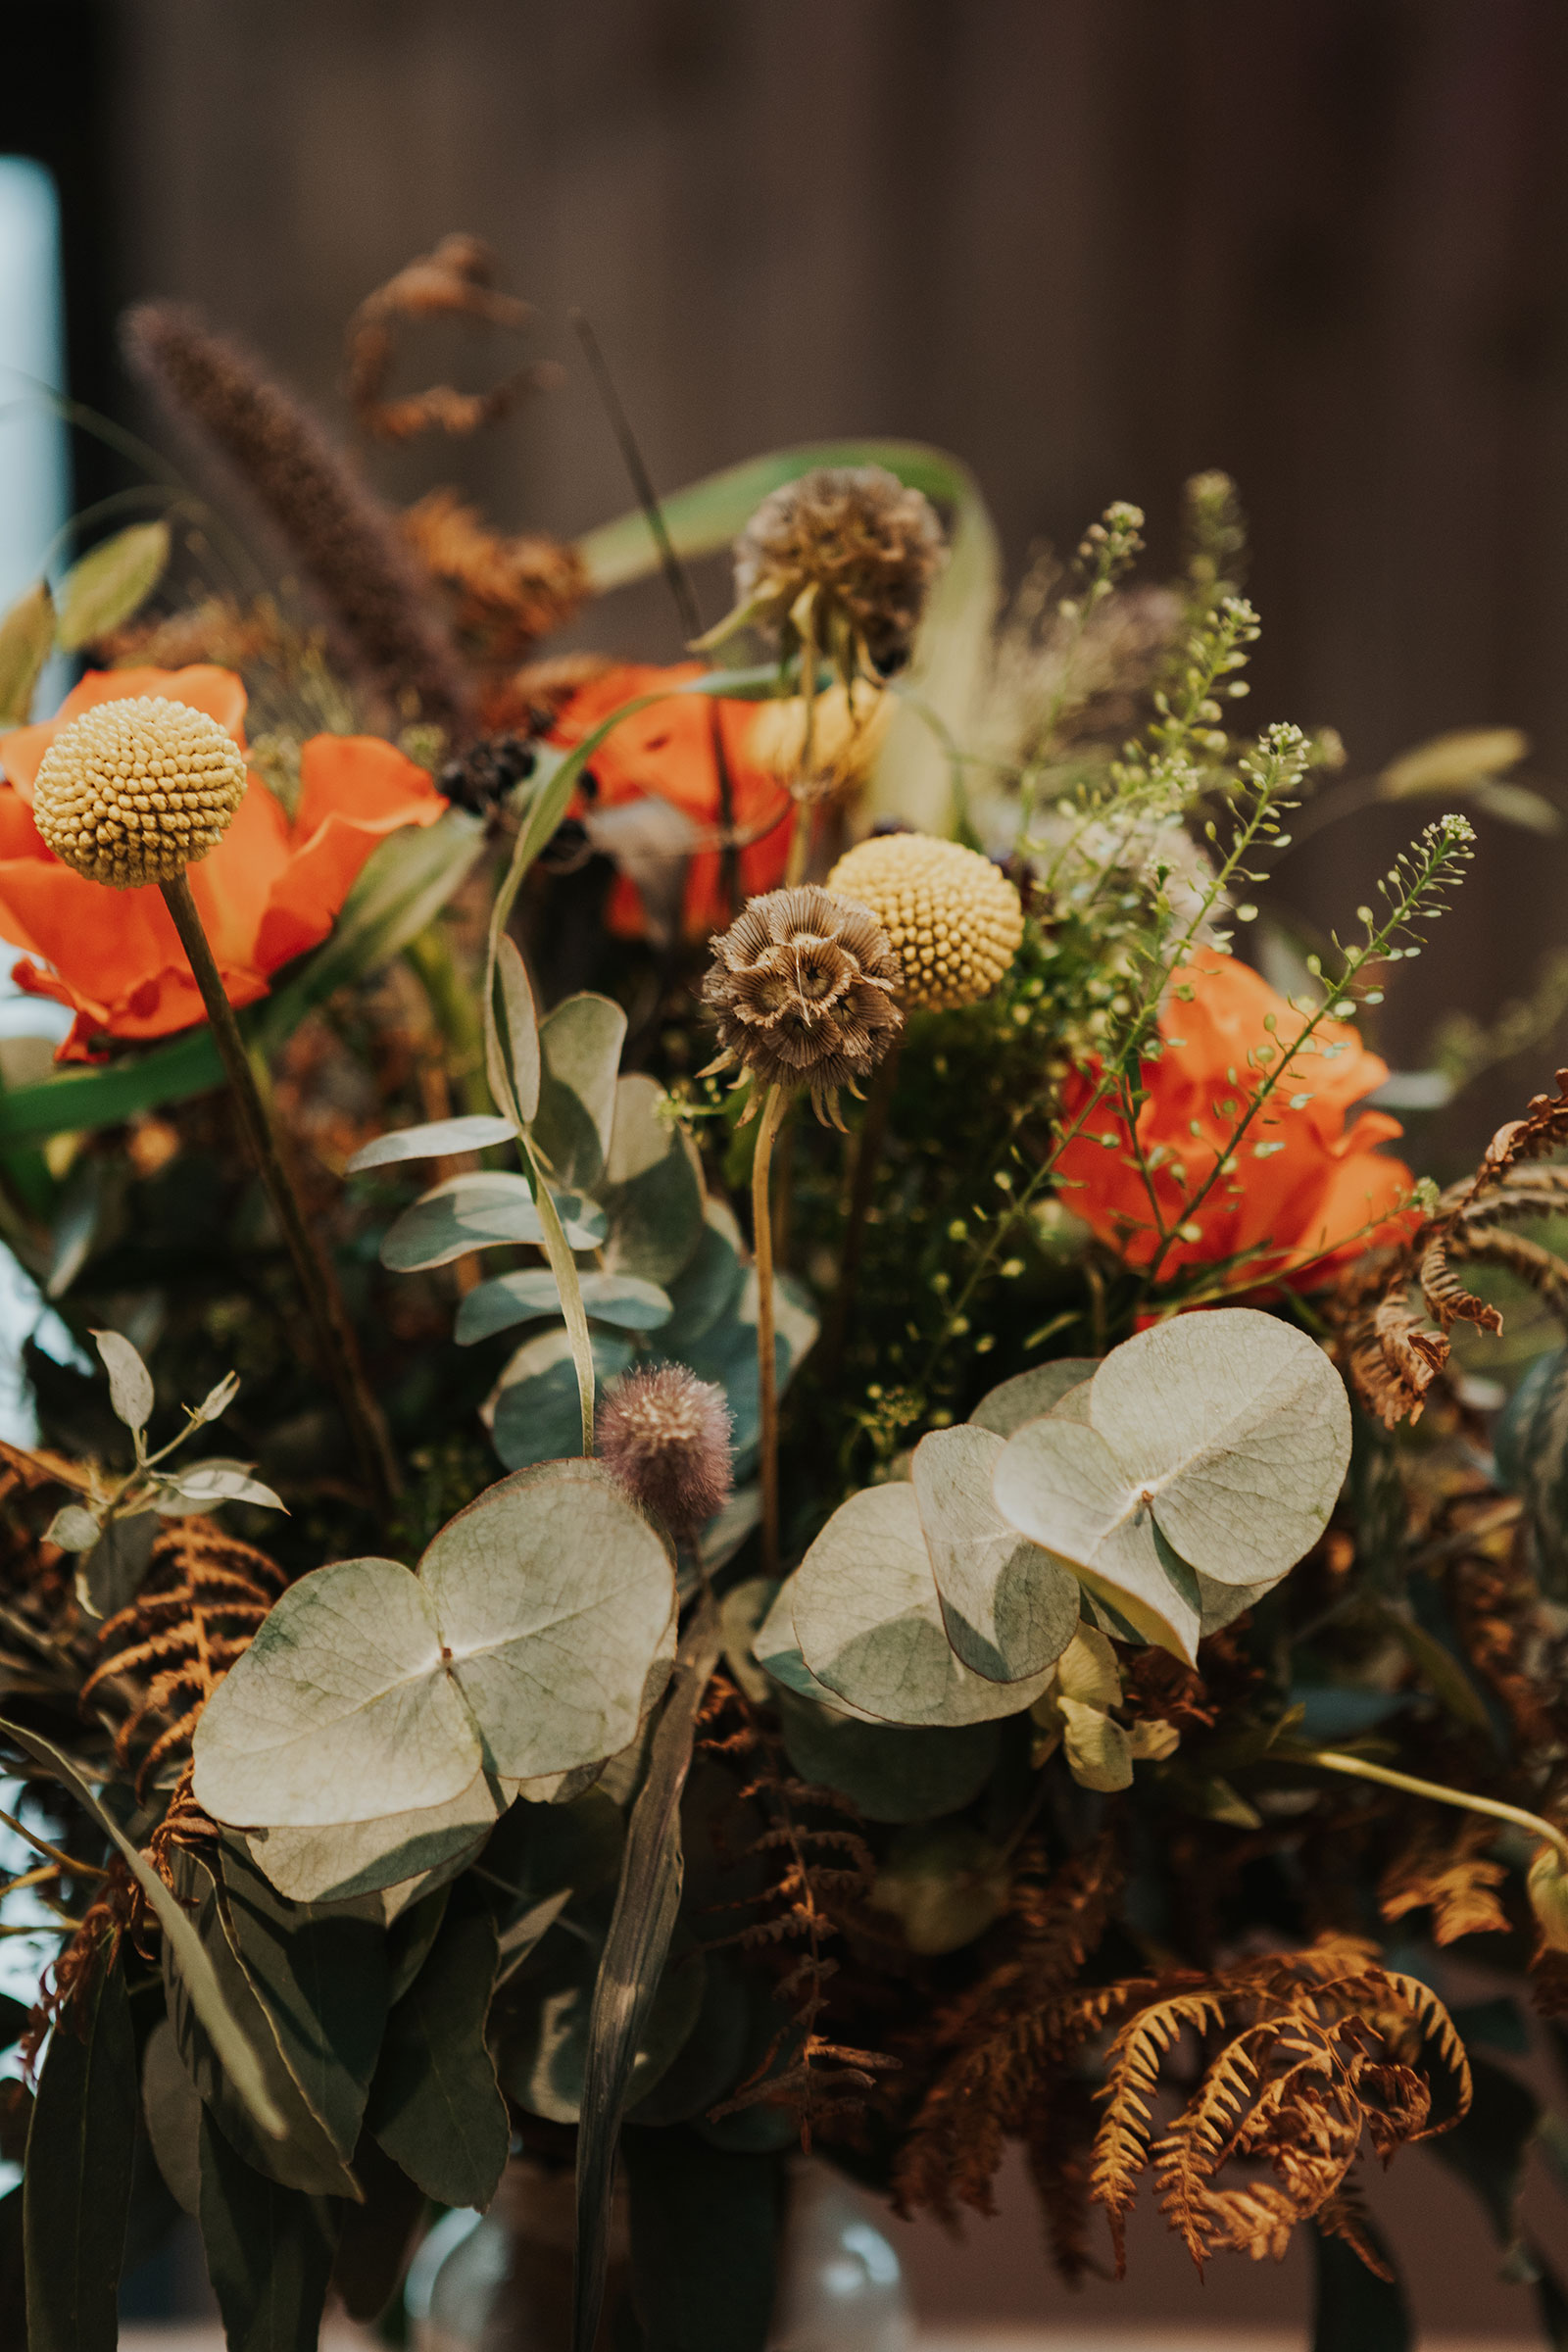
[32,696,247,889]
[825,831,1024,1010]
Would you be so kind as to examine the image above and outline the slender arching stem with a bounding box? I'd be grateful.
[1296,1745,1568,1870]
[750,1084,791,1577]
[160,869,401,1516]
[818,1036,903,1383]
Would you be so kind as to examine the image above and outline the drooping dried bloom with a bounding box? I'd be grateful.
[728,466,944,674]
[702,884,903,1124]
[402,488,587,667]
[122,302,469,730]
[33,696,247,887]
[597,1363,733,1536]
[749,679,893,803]
[825,832,1024,1010]
[346,234,560,442]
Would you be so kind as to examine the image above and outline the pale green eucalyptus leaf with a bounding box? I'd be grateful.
[77,1510,158,1619]
[969,1358,1099,1437]
[1058,1697,1134,1792]
[600,1074,706,1286]
[457,1270,671,1347]
[488,1329,636,1469]
[92,1328,154,1431]
[659,1202,747,1352]
[532,993,627,1192]
[380,1171,605,1270]
[776,1690,999,1823]
[244,1772,516,1905]
[156,1460,285,1513]
[346,1114,514,1173]
[55,520,171,650]
[46,1503,99,1551]
[790,1484,1054,1728]
[753,1578,883,1724]
[498,934,543,1125]
[911,1424,1080,1685]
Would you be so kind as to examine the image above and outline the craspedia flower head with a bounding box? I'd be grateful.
[732,466,943,674]
[702,884,903,1127]
[32,696,247,888]
[597,1363,733,1537]
[825,831,1024,1011]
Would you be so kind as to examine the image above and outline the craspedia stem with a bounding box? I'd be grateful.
[160,870,402,1516]
[750,1083,790,1577]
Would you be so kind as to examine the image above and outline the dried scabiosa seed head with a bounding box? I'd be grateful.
[33,697,247,888]
[597,1363,733,1536]
[727,465,944,676]
[701,884,903,1126]
[825,831,1024,1010]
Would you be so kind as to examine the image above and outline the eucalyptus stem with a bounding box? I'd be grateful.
[751,1084,790,1577]
[160,869,401,1515]
[1296,1745,1568,1870]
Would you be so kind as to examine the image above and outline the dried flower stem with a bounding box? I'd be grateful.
[160,871,401,1515]
[1297,1745,1568,1870]
[751,1084,790,1576]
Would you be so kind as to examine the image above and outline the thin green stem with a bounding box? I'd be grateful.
[751,1085,790,1578]
[1294,1745,1568,1870]
[818,1039,903,1383]
[161,870,401,1515]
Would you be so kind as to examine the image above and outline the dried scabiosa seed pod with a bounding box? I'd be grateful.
[826,831,1025,1010]
[597,1363,733,1537]
[701,883,903,1126]
[705,465,944,679]
[33,697,247,887]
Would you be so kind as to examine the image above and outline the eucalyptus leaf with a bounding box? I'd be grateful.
[600,1074,707,1286]
[193,1370,242,1424]
[198,2108,340,2352]
[367,1896,510,2210]
[245,1773,514,1904]
[92,1327,154,1431]
[752,1578,884,1723]
[790,1484,1056,1728]
[142,2017,202,2219]
[869,1822,1010,1955]
[193,1462,677,1827]
[969,1358,1100,1437]
[346,1114,515,1172]
[532,993,627,1192]
[45,1503,100,1551]
[500,1926,707,2127]
[55,519,171,650]
[157,1459,286,1513]
[777,1690,999,1823]
[0,578,54,723]
[497,935,543,1126]
[660,1202,747,1352]
[457,1269,672,1346]
[489,1328,635,1469]
[911,1424,1080,1684]
[77,1509,159,1619]
[380,1171,605,1271]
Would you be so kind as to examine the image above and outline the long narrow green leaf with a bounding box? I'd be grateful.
[23,1948,136,2352]
[0,808,483,1149]
[0,1716,285,2139]
[572,1600,722,2352]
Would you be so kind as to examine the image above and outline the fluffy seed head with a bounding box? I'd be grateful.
[825,832,1024,1011]
[734,466,943,673]
[597,1363,733,1536]
[33,697,247,888]
[702,883,903,1125]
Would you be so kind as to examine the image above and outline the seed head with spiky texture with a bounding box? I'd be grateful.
[702,884,903,1126]
[33,698,248,888]
[732,466,943,674]
[825,831,1024,1010]
[597,1364,733,1536]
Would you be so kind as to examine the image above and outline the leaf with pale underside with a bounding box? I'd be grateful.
[969,1359,1100,1438]
[790,1484,1056,1728]
[599,1074,706,1286]
[488,1329,636,1469]
[457,1269,672,1346]
[497,935,542,1126]
[911,1424,1079,1685]
[0,578,54,722]
[753,1579,885,1723]
[193,1464,676,1831]
[244,1772,520,1904]
[92,1328,154,1432]
[154,1460,285,1513]
[55,520,171,650]
[532,994,627,1192]
[346,1115,515,1173]
[380,1171,605,1269]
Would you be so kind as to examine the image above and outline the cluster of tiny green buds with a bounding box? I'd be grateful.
[1183,469,1247,611]
[1060,501,1145,623]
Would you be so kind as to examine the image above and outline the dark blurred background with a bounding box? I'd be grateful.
[11,1,1568,2337]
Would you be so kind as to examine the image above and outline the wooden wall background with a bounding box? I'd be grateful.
[90,0,1568,2332]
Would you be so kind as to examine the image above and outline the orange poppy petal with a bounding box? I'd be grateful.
[252,734,446,973]
[0,665,249,800]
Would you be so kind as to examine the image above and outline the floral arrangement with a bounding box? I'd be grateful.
[0,240,1565,2352]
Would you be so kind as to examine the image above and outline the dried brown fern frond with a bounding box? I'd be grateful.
[20,1861,137,2079]
[892,1833,1126,2234]
[81,1521,287,1796]
[346,234,561,442]
[95,592,293,674]
[1336,1071,1568,1426]
[1451,1540,1567,1755]
[402,489,587,669]
[1092,1936,1470,2276]
[1379,1814,1511,1945]
[700,1679,894,2144]
[122,300,470,730]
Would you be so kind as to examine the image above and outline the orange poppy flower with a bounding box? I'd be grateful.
[0,666,446,1059]
[1054,953,1414,1288]
[550,661,792,938]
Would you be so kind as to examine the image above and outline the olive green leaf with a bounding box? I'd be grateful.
[532,993,627,1192]
[92,1327,153,1432]
[346,1113,514,1172]
[790,1484,1056,1728]
[600,1074,707,1286]
[660,1202,748,1352]
[55,520,171,650]
[0,579,54,723]
[776,1690,999,1824]
[142,2018,202,2219]
[381,1170,606,1270]
[195,1465,676,1830]
[489,1329,637,1469]
[1030,1628,1134,1793]
[368,1898,510,2210]
[23,1948,136,2352]
[197,2108,340,2352]
[911,1423,1080,1685]
[457,1269,672,1346]
[494,934,542,1127]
